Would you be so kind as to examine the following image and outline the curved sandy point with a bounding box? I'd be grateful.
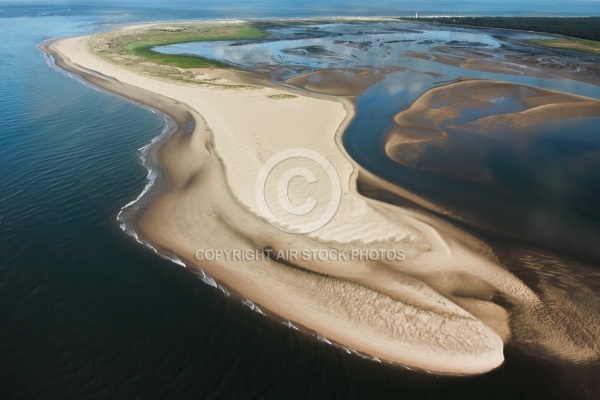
[41,26,562,374]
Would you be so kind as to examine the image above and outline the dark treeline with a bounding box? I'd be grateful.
[411,17,600,42]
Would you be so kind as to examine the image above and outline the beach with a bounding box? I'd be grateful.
[42,22,595,375]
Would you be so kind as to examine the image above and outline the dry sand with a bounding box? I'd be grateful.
[43,26,584,374]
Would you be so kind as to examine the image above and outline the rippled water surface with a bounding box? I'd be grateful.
[1,3,599,399]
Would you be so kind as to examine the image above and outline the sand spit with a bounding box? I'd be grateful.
[42,22,592,374]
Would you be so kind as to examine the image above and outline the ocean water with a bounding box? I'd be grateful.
[1,3,599,400]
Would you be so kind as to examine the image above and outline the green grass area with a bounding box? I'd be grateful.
[527,38,600,55]
[121,26,267,68]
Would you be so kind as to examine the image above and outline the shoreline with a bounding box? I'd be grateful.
[40,37,192,248]
[41,37,406,366]
[40,25,559,375]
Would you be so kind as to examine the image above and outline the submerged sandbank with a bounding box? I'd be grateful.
[385,78,600,183]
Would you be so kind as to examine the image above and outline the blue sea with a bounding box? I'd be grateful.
[0,2,599,399]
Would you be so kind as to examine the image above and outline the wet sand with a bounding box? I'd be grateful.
[403,51,553,78]
[404,44,600,85]
[386,79,600,169]
[285,67,395,96]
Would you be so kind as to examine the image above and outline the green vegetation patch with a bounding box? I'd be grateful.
[527,38,600,55]
[120,25,267,68]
